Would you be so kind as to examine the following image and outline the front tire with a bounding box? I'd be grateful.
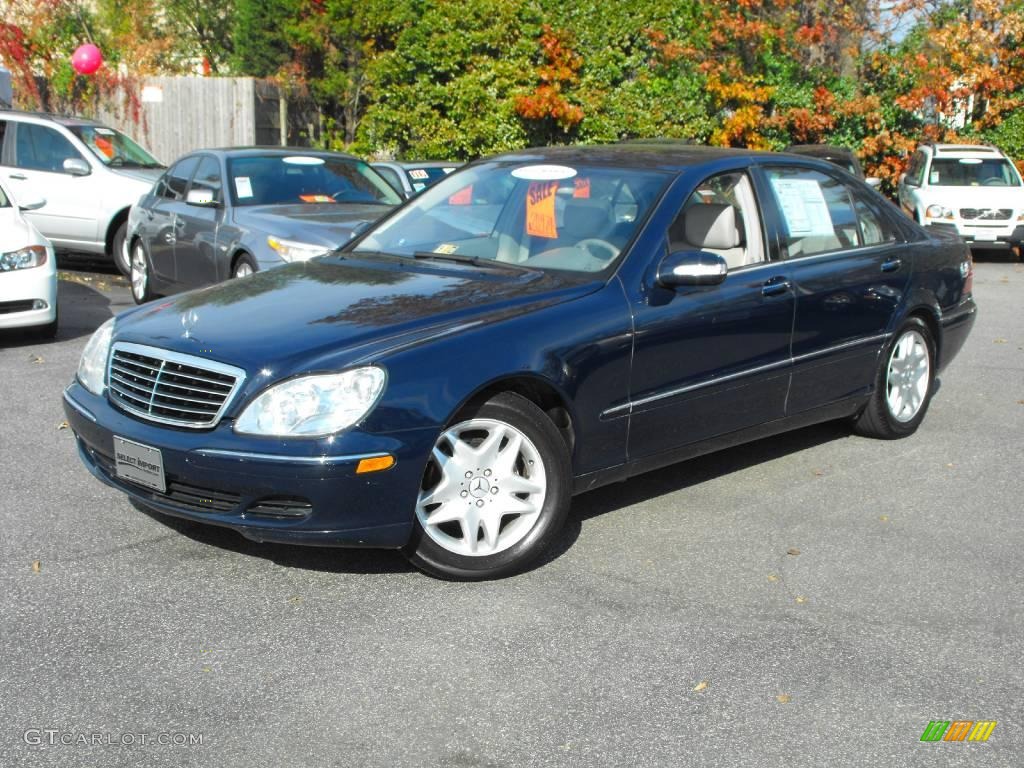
[112,221,130,276]
[130,240,158,304]
[405,392,572,580]
[232,254,257,278]
[853,316,935,439]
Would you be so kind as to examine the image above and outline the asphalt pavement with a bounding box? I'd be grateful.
[1,256,1022,767]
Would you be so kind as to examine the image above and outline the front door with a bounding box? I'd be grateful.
[2,122,101,248]
[758,165,911,414]
[146,156,199,284]
[626,170,795,461]
[174,155,224,288]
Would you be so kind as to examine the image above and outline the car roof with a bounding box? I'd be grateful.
[785,144,856,159]
[925,144,1003,157]
[197,146,363,161]
[0,109,104,127]
[482,143,775,171]
[399,161,462,169]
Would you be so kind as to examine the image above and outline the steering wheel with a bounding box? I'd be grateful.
[981,177,1005,186]
[575,238,620,263]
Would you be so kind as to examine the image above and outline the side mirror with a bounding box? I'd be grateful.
[656,250,727,288]
[186,188,218,207]
[866,177,882,190]
[63,157,91,177]
[18,194,47,211]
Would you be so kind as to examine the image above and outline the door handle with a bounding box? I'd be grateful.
[881,258,902,273]
[9,173,27,180]
[761,277,791,297]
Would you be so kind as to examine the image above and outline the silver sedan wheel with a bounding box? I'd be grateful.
[130,243,148,302]
[233,261,254,278]
[416,418,548,557]
[886,329,930,422]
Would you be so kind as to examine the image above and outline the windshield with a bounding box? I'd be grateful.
[353,161,669,273]
[227,155,402,207]
[405,165,459,193]
[69,125,163,168]
[929,158,1021,187]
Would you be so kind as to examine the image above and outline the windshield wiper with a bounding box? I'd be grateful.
[412,251,537,273]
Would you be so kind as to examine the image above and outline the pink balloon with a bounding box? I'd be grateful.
[71,44,103,76]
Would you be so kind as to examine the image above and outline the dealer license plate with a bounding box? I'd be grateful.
[113,436,166,493]
[972,230,997,242]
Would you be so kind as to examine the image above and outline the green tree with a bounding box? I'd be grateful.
[232,0,295,76]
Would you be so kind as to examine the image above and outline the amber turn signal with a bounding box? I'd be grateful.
[356,455,395,474]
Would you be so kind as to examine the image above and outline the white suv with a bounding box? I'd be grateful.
[898,143,1024,258]
[0,111,165,274]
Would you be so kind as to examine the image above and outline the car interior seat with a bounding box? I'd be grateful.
[670,203,747,269]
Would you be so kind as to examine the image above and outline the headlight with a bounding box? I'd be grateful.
[235,367,386,437]
[267,236,328,262]
[77,318,115,395]
[925,204,953,220]
[0,245,48,271]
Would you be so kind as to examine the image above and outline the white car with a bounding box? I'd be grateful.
[0,110,165,275]
[898,143,1024,258]
[0,178,57,337]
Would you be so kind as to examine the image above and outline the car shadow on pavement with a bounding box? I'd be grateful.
[133,419,856,578]
[130,500,416,576]
[0,277,119,348]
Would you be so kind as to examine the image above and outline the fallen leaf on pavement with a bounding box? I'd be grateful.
[879,515,889,522]
[795,596,808,604]
[693,681,709,692]
[787,548,801,556]
[777,694,792,703]
[31,560,41,573]
[29,354,44,364]
[57,421,68,430]
[993,338,1007,344]
[288,595,303,604]
[767,574,779,582]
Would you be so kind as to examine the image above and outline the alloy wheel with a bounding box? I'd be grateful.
[130,243,148,302]
[233,262,254,278]
[885,329,930,422]
[415,418,548,557]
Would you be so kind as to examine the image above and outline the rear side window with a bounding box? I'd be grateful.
[766,167,893,257]
[14,123,83,173]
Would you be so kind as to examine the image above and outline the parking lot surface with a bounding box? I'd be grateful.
[1,257,1022,767]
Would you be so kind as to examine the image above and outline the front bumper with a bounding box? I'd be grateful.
[63,382,438,548]
[928,222,1024,249]
[0,263,57,330]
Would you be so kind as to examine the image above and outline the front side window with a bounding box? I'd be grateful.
[927,157,1021,187]
[767,167,865,258]
[226,154,401,207]
[14,123,83,173]
[191,156,223,203]
[160,156,200,201]
[67,125,162,169]
[354,161,670,274]
[906,152,926,186]
[0,182,9,208]
[668,171,765,270]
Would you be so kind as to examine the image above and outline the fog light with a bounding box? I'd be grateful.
[32,300,48,310]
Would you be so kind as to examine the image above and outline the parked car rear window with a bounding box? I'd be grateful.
[226,155,401,207]
[68,125,163,168]
[405,165,458,192]
[928,158,1021,187]
[354,162,669,274]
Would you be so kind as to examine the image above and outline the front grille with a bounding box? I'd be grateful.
[107,343,245,428]
[960,208,1012,221]
[246,497,313,519]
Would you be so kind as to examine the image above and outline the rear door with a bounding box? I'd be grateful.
[2,121,102,247]
[758,165,910,414]
[174,154,224,288]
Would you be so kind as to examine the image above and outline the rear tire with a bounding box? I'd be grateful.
[404,392,572,580]
[853,316,935,439]
[112,220,130,276]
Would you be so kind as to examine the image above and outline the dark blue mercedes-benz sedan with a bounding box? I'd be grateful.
[63,145,977,579]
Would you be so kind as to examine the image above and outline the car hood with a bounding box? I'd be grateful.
[110,167,165,186]
[114,257,597,377]
[234,203,395,248]
[930,186,1024,210]
[0,208,46,250]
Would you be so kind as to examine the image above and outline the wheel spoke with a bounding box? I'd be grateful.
[479,513,502,551]
[503,474,544,496]
[425,503,464,527]
[493,431,523,478]
[473,424,506,467]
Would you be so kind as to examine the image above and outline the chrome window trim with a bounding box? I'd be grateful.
[193,448,389,466]
[106,342,247,429]
[603,332,891,417]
